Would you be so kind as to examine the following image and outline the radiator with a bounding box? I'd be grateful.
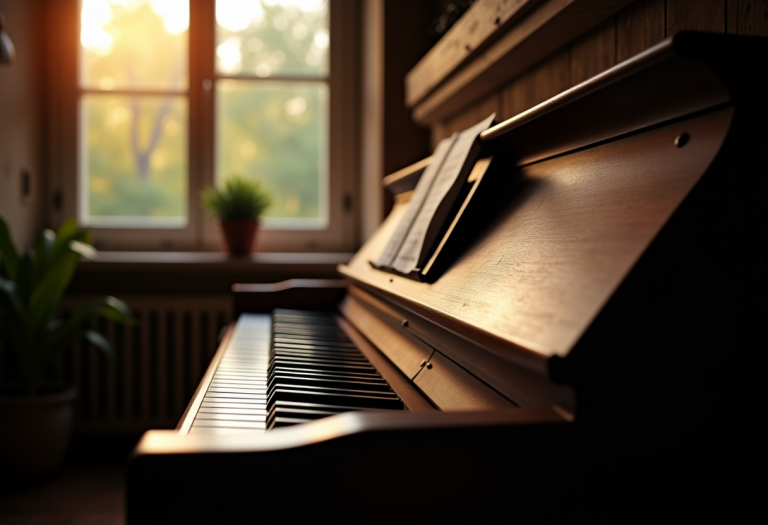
[57,295,232,434]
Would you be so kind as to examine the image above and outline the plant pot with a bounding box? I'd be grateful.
[218,219,259,255]
[0,384,77,478]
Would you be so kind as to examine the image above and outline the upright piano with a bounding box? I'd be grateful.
[128,33,766,524]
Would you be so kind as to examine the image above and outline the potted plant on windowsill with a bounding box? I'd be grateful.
[0,216,134,478]
[202,175,272,255]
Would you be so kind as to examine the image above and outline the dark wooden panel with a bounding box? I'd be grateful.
[413,0,634,125]
[727,0,768,35]
[405,0,538,107]
[435,92,501,142]
[569,15,617,85]
[499,45,571,120]
[667,0,725,34]
[616,0,665,61]
[232,279,347,316]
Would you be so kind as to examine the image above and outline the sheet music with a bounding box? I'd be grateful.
[392,113,495,275]
[376,135,457,268]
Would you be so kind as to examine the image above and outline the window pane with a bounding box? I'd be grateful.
[216,80,327,228]
[80,94,188,227]
[215,0,328,78]
[80,0,188,90]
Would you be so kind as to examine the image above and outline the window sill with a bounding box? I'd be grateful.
[70,252,353,295]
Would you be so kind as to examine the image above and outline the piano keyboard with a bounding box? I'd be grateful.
[189,310,404,434]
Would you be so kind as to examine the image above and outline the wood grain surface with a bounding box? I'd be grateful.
[406,0,539,107]
[341,108,732,372]
[429,0,768,147]
[413,0,633,125]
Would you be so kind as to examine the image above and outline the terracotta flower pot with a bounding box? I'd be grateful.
[0,384,77,478]
[218,219,259,255]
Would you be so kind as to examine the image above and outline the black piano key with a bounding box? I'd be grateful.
[268,383,399,401]
[271,399,394,413]
[271,374,394,392]
[274,337,357,347]
[273,350,370,362]
[273,365,383,379]
[274,344,363,355]
[271,367,387,382]
[273,357,376,372]
[270,388,404,410]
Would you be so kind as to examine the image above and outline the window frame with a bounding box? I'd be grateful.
[55,0,359,252]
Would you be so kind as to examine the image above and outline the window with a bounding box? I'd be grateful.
[68,0,358,251]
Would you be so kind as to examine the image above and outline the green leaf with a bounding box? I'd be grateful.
[0,215,19,280]
[33,229,56,283]
[0,276,24,320]
[16,252,34,308]
[83,329,115,360]
[201,175,272,220]
[0,276,28,368]
[28,248,82,334]
[43,296,135,356]
[69,239,98,261]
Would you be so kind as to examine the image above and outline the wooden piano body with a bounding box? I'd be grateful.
[128,33,766,523]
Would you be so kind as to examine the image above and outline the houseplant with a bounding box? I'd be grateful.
[201,175,272,255]
[0,215,134,477]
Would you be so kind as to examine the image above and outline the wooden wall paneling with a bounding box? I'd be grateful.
[616,0,666,62]
[431,122,448,150]
[727,0,768,35]
[405,0,538,107]
[532,47,572,104]
[501,70,536,122]
[442,92,502,138]
[499,46,570,121]
[412,0,635,125]
[569,16,617,86]
[667,0,725,34]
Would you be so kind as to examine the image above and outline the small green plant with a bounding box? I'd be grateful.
[0,216,134,395]
[201,175,272,220]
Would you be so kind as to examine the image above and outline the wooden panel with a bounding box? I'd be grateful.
[616,0,665,62]
[412,0,633,125]
[569,15,617,85]
[727,0,768,35]
[336,313,434,413]
[338,293,434,380]
[342,108,733,372]
[405,0,538,107]
[500,46,571,119]
[441,92,502,139]
[413,351,515,410]
[667,0,725,34]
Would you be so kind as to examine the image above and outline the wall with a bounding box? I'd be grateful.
[0,0,44,250]
[360,0,436,240]
[430,0,768,145]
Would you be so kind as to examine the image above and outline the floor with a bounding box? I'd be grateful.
[0,435,138,525]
